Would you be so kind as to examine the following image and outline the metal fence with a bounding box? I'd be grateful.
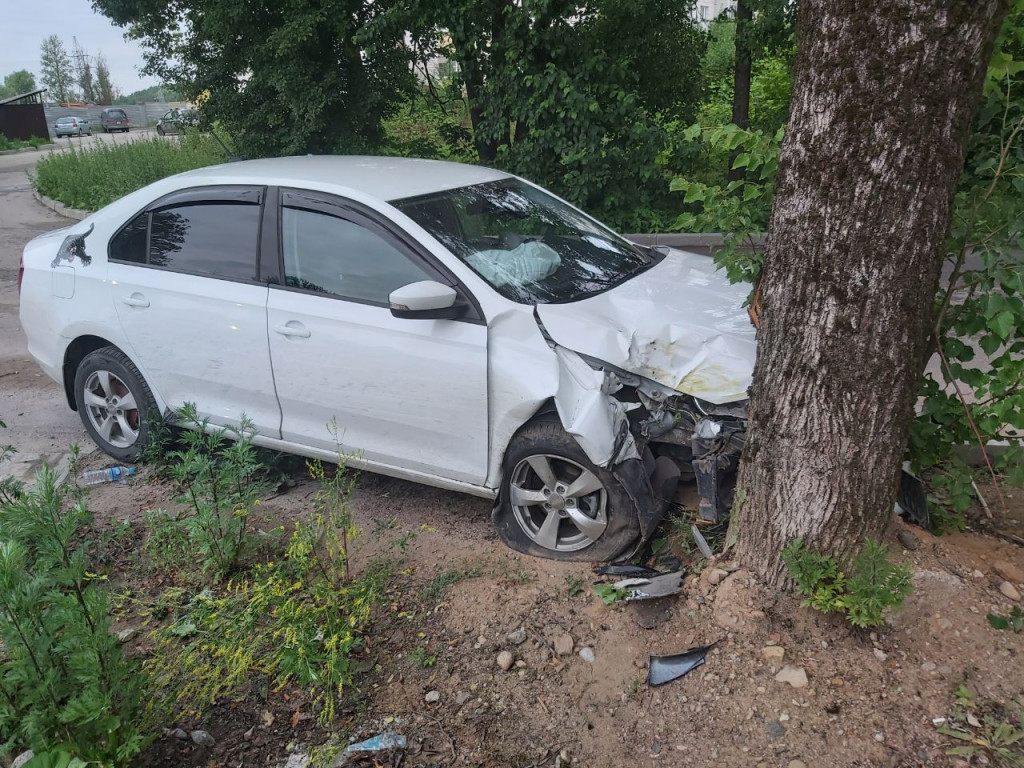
[41,103,189,137]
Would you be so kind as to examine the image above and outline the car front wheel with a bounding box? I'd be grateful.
[494,416,641,561]
[74,347,157,462]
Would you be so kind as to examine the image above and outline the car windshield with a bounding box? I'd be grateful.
[392,179,655,304]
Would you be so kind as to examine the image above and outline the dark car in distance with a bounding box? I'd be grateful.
[100,108,130,133]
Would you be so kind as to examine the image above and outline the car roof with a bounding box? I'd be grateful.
[175,155,511,202]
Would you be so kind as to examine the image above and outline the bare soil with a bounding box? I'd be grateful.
[72,448,1024,768]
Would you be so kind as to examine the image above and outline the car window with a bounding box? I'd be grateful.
[162,111,173,120]
[109,213,148,264]
[147,202,260,280]
[281,207,431,304]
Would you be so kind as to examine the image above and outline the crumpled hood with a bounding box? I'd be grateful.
[536,248,756,404]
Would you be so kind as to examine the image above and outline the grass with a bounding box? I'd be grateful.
[421,562,484,605]
[0,134,49,151]
[33,133,227,211]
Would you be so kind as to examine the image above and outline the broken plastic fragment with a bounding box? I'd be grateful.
[896,463,930,528]
[623,571,683,601]
[692,525,713,558]
[648,643,716,686]
[344,733,407,753]
[594,564,660,578]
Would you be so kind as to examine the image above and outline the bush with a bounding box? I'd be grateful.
[0,134,49,151]
[33,133,226,211]
[0,466,149,765]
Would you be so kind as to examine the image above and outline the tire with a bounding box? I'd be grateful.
[494,416,641,561]
[156,125,164,136]
[73,347,157,462]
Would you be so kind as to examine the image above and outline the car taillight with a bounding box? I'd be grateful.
[17,254,24,293]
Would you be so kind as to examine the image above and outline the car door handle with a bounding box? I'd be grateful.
[274,322,310,338]
[122,294,150,308]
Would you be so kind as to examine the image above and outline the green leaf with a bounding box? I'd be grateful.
[592,583,627,605]
[988,612,1011,630]
[987,310,1016,341]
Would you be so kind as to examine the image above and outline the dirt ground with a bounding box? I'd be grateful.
[68,444,1024,768]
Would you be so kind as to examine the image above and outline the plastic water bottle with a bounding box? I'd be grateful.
[80,466,136,485]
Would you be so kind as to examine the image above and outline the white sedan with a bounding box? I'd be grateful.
[19,156,754,561]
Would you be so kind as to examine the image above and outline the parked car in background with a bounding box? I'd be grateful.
[99,108,130,133]
[155,108,195,136]
[53,117,91,137]
[18,156,756,563]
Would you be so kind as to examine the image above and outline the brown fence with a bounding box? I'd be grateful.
[0,103,49,141]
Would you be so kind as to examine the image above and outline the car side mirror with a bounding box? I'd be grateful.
[389,280,464,320]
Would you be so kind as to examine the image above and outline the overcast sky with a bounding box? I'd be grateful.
[1,0,160,96]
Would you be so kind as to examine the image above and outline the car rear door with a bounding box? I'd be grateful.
[108,185,281,436]
[265,188,489,484]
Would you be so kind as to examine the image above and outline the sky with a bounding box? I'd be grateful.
[0,0,160,96]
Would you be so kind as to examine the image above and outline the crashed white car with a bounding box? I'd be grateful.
[19,156,755,561]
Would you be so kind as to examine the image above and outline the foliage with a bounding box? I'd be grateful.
[781,538,912,627]
[0,467,148,765]
[94,54,115,105]
[395,0,707,230]
[988,605,1024,632]
[0,418,23,506]
[0,135,50,152]
[935,685,1024,766]
[147,459,379,726]
[671,122,781,283]
[33,133,225,211]
[114,83,181,104]
[94,0,415,158]
[0,70,37,99]
[39,36,75,104]
[381,91,475,163]
[592,582,627,605]
[421,562,483,605]
[408,645,437,668]
[158,404,268,579]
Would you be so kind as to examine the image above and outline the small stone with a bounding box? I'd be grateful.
[873,647,887,661]
[788,762,807,768]
[993,560,1024,584]
[283,754,311,768]
[765,720,786,739]
[775,665,808,689]
[190,730,215,747]
[937,618,953,630]
[830,678,845,687]
[761,645,786,666]
[507,628,528,645]
[973,570,985,579]
[779,712,790,722]
[165,727,189,740]
[243,726,255,740]
[921,661,937,672]
[116,627,138,643]
[515,659,527,668]
[425,690,441,703]
[707,568,729,586]
[579,647,596,663]
[554,633,574,656]
[12,751,34,768]
[999,581,1021,601]
[898,530,920,551]
[497,650,514,671]
[874,732,885,743]
[456,691,472,706]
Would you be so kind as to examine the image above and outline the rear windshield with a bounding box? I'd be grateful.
[105,109,127,118]
[56,118,75,124]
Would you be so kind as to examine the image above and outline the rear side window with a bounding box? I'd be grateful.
[109,214,147,264]
[108,195,262,282]
[150,203,260,280]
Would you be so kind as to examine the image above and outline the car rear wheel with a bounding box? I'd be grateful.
[156,125,164,136]
[74,347,157,462]
[494,416,641,561]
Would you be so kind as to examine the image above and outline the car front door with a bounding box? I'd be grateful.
[108,185,281,436]
[266,189,489,485]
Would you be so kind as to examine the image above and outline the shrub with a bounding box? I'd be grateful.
[0,466,148,765]
[32,133,226,211]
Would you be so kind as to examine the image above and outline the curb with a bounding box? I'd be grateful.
[0,143,58,156]
[32,189,89,221]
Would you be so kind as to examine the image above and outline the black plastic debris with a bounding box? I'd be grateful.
[648,643,716,686]
[594,564,660,578]
[51,223,95,267]
[896,463,930,528]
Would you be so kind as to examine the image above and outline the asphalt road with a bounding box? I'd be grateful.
[0,161,86,485]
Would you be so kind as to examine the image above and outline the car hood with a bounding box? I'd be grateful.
[535,248,756,404]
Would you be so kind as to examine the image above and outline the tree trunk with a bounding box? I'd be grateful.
[733,0,1008,586]
[728,0,752,183]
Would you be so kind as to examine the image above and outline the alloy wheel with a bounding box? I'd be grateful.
[82,370,140,449]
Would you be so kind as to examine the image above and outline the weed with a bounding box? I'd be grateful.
[564,573,586,599]
[0,466,149,764]
[988,605,1024,633]
[408,644,437,668]
[422,563,483,605]
[781,538,912,627]
[935,684,1024,766]
[142,508,194,575]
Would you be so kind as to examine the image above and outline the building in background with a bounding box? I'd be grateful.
[694,0,736,25]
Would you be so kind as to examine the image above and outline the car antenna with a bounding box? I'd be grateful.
[209,128,242,162]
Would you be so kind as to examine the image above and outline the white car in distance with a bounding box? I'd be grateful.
[19,156,755,561]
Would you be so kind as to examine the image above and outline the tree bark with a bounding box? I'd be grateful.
[728,0,753,183]
[733,0,1008,585]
